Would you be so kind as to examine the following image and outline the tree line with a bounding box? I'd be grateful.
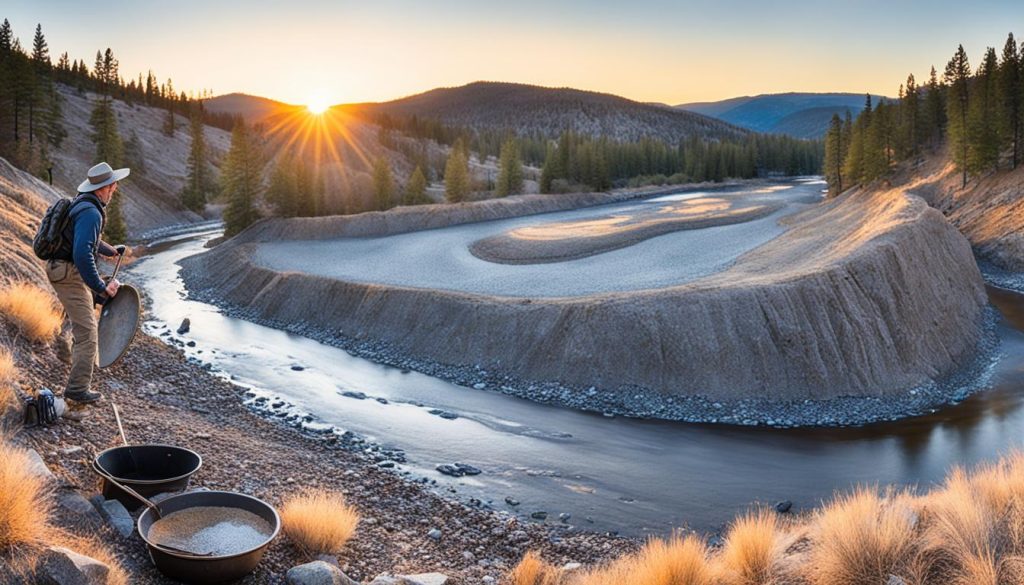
[824,33,1023,195]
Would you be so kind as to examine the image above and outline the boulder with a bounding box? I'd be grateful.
[36,546,109,585]
[285,561,359,585]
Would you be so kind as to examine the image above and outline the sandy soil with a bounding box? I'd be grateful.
[468,196,783,265]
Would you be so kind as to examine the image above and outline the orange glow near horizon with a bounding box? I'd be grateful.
[262,103,372,175]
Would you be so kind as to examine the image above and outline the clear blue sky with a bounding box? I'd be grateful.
[3,0,1022,106]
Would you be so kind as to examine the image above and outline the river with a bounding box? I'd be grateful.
[124,189,1024,539]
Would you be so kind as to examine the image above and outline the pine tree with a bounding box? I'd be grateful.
[539,144,561,193]
[372,156,394,210]
[843,95,873,185]
[495,138,523,196]
[924,66,947,146]
[293,158,318,217]
[162,79,176,136]
[999,33,1022,168]
[444,138,470,202]
[103,190,128,242]
[181,110,213,212]
[266,155,298,217]
[30,24,49,69]
[824,114,845,194]
[902,74,921,156]
[222,121,264,237]
[968,47,1001,174]
[945,45,972,187]
[403,165,428,205]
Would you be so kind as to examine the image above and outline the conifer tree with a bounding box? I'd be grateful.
[824,114,845,194]
[902,74,921,156]
[181,109,214,212]
[372,156,394,210]
[495,138,523,196]
[945,44,972,187]
[843,95,873,185]
[162,79,176,136]
[924,66,947,146]
[266,154,298,217]
[999,33,1022,168]
[539,145,560,193]
[968,47,1000,174]
[403,165,428,205]
[294,158,318,217]
[222,121,264,237]
[444,138,471,202]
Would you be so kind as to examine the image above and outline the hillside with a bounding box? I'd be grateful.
[343,81,749,143]
[678,92,881,138]
[202,92,292,122]
[48,84,232,238]
[883,152,1024,272]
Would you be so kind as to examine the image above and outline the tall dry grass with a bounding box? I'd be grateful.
[586,533,716,585]
[0,347,17,422]
[0,437,50,553]
[506,551,566,585]
[0,435,128,582]
[507,453,1024,585]
[806,487,921,585]
[0,283,62,343]
[280,489,360,555]
[714,509,790,585]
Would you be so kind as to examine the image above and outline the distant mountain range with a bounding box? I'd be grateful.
[205,86,880,143]
[677,93,887,139]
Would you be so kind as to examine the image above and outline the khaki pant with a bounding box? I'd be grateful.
[46,260,99,395]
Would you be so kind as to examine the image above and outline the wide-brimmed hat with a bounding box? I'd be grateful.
[77,162,130,193]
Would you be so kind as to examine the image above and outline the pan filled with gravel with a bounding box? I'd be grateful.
[137,490,280,583]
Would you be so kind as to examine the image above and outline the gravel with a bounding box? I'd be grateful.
[148,506,273,556]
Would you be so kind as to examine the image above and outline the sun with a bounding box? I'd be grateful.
[306,95,331,115]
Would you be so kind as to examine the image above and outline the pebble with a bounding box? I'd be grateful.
[775,500,793,513]
[530,511,548,520]
[176,318,190,334]
[427,528,442,540]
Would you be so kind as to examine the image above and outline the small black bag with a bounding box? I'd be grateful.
[24,388,59,426]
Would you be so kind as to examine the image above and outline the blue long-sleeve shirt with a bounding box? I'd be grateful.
[68,196,116,295]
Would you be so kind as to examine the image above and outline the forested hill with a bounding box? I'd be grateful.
[678,93,885,138]
[344,81,750,143]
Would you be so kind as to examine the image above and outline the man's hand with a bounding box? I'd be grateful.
[105,278,120,298]
[115,244,128,256]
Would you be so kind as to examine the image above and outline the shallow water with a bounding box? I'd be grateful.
[126,181,1024,538]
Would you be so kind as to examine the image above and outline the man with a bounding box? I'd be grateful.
[45,162,130,404]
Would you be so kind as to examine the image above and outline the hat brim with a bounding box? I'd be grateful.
[77,168,130,193]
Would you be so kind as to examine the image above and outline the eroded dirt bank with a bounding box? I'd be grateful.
[181,184,989,421]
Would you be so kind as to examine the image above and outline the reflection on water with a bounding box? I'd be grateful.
[132,205,1024,539]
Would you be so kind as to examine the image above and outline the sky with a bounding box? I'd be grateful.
[4,0,1024,107]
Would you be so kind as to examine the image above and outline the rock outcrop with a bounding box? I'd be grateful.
[182,186,987,403]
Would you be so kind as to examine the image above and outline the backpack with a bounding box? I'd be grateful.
[32,196,99,260]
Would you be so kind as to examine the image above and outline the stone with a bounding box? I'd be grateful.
[285,561,359,585]
[291,365,305,371]
[530,511,548,520]
[176,318,190,334]
[886,576,907,585]
[562,562,582,572]
[775,500,792,514]
[558,512,572,523]
[93,498,134,538]
[58,446,84,456]
[454,463,481,476]
[427,528,442,540]
[24,449,56,481]
[504,497,520,507]
[57,489,101,525]
[400,574,449,585]
[37,546,109,585]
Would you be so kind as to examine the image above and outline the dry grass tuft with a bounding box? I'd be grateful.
[714,509,789,585]
[0,437,50,552]
[0,283,62,343]
[507,551,566,585]
[576,533,715,585]
[806,487,921,585]
[281,489,360,555]
[919,468,1006,585]
[0,347,14,387]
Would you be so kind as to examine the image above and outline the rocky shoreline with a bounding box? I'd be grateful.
[19,332,632,584]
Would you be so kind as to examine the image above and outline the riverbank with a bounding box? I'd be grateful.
[14,325,628,584]
[181,182,992,426]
